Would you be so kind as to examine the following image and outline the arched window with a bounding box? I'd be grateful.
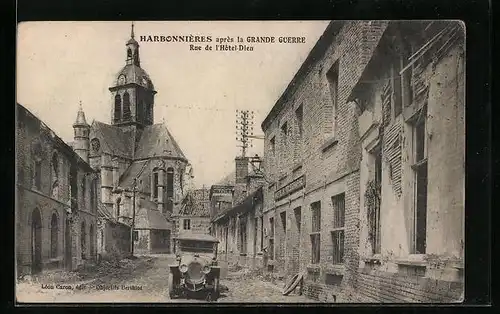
[127,48,132,59]
[166,168,174,213]
[123,92,131,120]
[32,142,43,190]
[51,152,58,179]
[81,221,86,260]
[33,159,42,190]
[114,94,122,123]
[50,213,58,258]
[152,168,159,199]
[81,176,86,207]
[116,197,121,218]
[51,181,59,199]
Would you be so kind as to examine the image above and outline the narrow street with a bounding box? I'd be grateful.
[16,255,316,303]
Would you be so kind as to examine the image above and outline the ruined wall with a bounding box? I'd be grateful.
[351,23,465,303]
[261,21,388,300]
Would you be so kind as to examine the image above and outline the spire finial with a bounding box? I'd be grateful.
[131,21,135,39]
[79,100,83,110]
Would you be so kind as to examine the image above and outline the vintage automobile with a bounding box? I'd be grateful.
[168,233,221,300]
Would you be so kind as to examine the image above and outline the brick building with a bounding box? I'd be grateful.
[260,20,464,303]
[210,156,266,267]
[347,21,464,303]
[16,104,98,276]
[261,21,387,301]
[70,24,193,255]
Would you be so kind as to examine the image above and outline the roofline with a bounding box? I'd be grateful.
[109,82,157,94]
[261,21,344,131]
[212,187,263,222]
[133,156,189,163]
[17,104,96,173]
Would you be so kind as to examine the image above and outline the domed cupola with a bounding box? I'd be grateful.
[109,22,157,128]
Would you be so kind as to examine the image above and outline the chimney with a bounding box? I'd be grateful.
[235,157,249,185]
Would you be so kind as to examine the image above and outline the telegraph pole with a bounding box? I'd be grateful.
[235,110,255,157]
[130,178,137,257]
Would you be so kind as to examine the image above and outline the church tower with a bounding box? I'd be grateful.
[73,101,90,163]
[109,22,157,129]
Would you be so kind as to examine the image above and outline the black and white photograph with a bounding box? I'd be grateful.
[15,20,465,303]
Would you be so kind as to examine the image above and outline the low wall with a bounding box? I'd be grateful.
[103,221,130,259]
[301,267,463,303]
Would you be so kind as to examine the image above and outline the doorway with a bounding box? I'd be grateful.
[31,209,42,274]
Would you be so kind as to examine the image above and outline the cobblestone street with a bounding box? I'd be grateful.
[16,255,316,303]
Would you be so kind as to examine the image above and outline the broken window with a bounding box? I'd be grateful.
[331,193,345,265]
[401,42,414,108]
[366,145,382,255]
[393,58,403,117]
[310,201,321,264]
[411,114,428,254]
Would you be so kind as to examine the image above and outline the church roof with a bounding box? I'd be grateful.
[114,64,155,90]
[91,121,134,158]
[119,160,149,188]
[135,199,172,230]
[134,123,187,160]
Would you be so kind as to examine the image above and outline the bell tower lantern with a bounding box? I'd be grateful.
[109,22,157,129]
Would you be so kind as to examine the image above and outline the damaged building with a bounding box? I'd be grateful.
[16,104,98,276]
[347,21,465,302]
[174,188,212,238]
[259,20,464,302]
[210,156,266,268]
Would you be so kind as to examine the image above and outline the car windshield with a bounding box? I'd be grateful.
[178,240,214,253]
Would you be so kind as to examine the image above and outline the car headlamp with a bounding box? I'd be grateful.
[202,265,211,274]
[179,264,188,273]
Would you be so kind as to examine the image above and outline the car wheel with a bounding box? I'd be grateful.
[168,273,176,299]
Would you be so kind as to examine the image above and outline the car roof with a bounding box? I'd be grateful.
[173,233,220,243]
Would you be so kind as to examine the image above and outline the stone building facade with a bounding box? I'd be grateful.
[210,156,266,268]
[16,104,98,276]
[260,20,464,302]
[71,24,192,255]
[261,21,387,301]
[347,21,465,303]
[174,188,211,239]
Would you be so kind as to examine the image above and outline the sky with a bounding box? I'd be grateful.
[17,21,329,188]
